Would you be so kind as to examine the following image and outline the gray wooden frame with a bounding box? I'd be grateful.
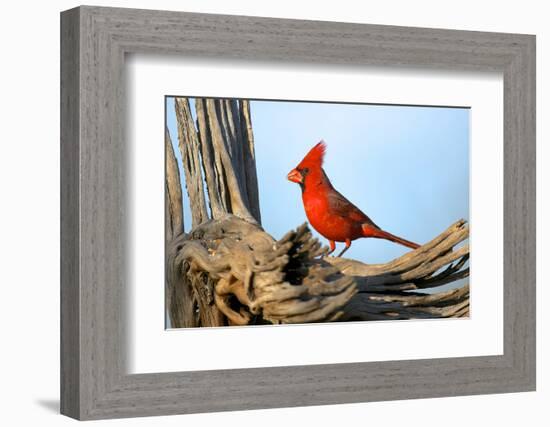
[60,5,536,420]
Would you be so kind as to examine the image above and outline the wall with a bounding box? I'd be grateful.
[0,0,546,425]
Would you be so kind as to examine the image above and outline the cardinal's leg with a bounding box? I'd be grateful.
[326,240,336,256]
[337,239,352,257]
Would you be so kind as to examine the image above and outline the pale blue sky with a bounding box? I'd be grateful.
[166,97,469,265]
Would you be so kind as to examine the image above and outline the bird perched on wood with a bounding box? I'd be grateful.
[287,141,420,257]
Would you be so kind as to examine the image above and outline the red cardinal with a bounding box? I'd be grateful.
[287,141,420,257]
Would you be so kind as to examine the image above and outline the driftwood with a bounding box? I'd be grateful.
[166,97,470,328]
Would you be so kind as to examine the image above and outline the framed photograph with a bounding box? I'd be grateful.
[61,6,535,420]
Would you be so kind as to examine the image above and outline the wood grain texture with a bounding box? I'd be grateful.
[165,215,469,327]
[174,98,209,227]
[239,100,262,223]
[165,127,183,240]
[60,7,80,419]
[60,5,536,420]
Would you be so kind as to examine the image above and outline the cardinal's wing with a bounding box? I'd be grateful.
[326,190,381,230]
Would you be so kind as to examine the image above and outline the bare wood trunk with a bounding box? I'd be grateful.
[195,98,227,218]
[174,98,209,228]
[203,98,256,223]
[165,127,183,241]
[239,100,262,223]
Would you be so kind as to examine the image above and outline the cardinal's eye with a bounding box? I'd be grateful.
[302,168,309,175]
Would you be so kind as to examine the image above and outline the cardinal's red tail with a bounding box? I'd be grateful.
[362,225,420,250]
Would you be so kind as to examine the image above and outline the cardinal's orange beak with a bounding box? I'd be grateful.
[287,168,303,184]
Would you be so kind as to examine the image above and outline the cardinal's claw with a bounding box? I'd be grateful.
[336,239,352,257]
